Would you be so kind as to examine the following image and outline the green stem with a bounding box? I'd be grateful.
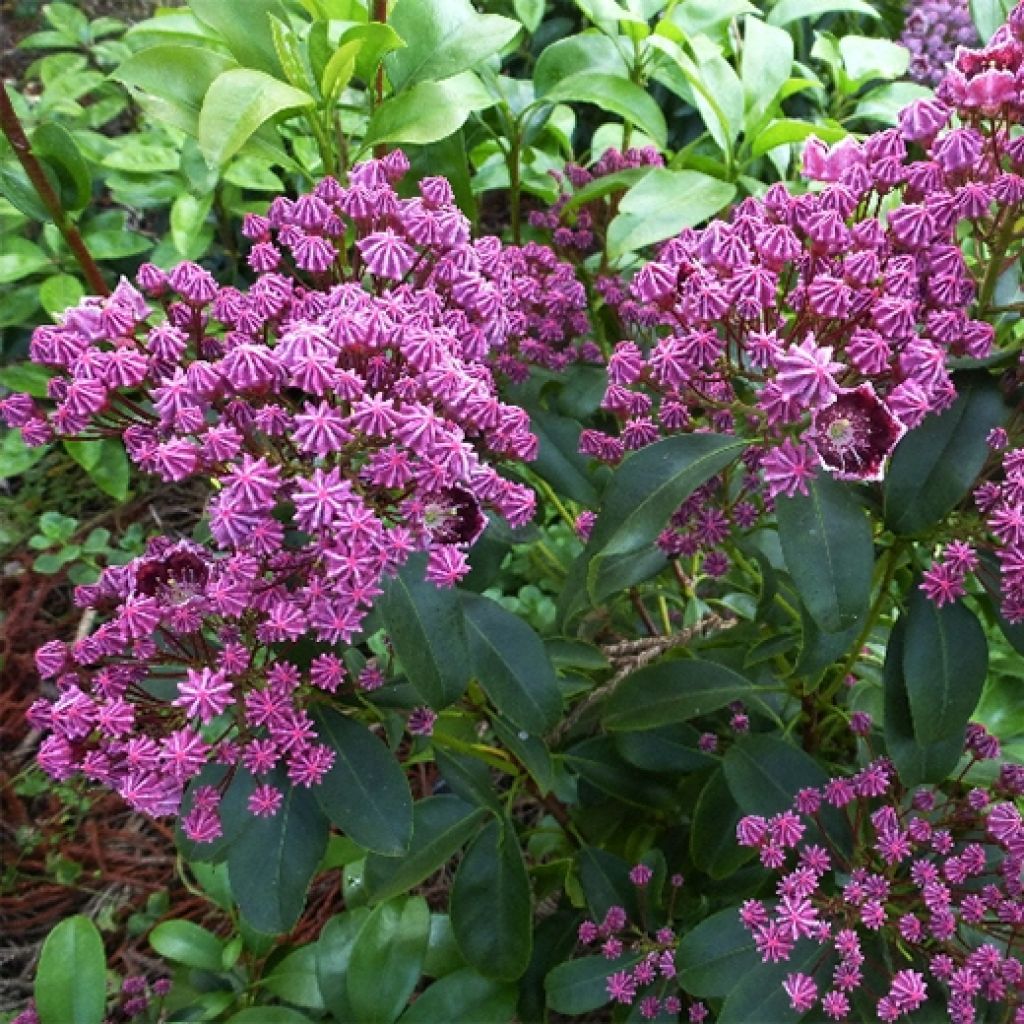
[977,204,1021,314]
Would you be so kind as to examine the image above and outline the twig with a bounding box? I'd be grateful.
[0,86,108,296]
[548,612,734,745]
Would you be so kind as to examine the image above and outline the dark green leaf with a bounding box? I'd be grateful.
[903,588,987,745]
[545,954,640,1015]
[884,374,1007,536]
[0,238,50,283]
[225,1009,312,1024]
[451,819,533,981]
[582,433,747,606]
[347,897,431,1024]
[676,907,758,997]
[718,939,827,1023]
[776,473,873,633]
[386,0,520,90]
[884,617,965,785]
[312,707,413,855]
[602,658,757,731]
[32,123,91,210]
[0,430,47,480]
[86,439,130,501]
[462,592,561,733]
[398,967,517,1024]
[35,916,106,1024]
[364,795,486,902]
[377,553,471,708]
[690,767,754,879]
[565,737,679,811]
[614,723,716,773]
[435,747,502,813]
[529,408,602,505]
[227,773,329,934]
[723,734,828,814]
[577,846,638,920]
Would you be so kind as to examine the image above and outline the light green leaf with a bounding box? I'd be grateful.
[111,44,238,136]
[767,0,879,25]
[149,920,225,972]
[607,167,736,257]
[363,73,492,149]
[543,72,667,148]
[40,274,85,319]
[742,17,793,122]
[839,35,909,83]
[386,0,520,90]
[35,916,106,1024]
[0,238,50,283]
[198,68,314,167]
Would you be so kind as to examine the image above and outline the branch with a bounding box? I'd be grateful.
[547,612,734,745]
[0,85,109,295]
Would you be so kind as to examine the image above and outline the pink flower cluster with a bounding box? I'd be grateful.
[529,145,665,256]
[1,153,584,839]
[974,446,1024,622]
[574,870,707,1021]
[736,746,1024,1022]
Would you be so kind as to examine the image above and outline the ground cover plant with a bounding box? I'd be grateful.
[0,0,1022,1022]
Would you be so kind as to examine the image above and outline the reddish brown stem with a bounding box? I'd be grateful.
[0,85,109,296]
[373,0,388,159]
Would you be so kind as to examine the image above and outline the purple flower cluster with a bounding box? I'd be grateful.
[12,974,171,1024]
[901,0,978,86]
[0,153,577,839]
[574,870,707,1021]
[529,145,665,256]
[736,743,1024,1022]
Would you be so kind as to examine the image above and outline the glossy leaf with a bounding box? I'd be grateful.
[884,617,965,785]
[676,908,759,997]
[189,0,282,74]
[741,16,793,122]
[462,592,562,733]
[529,407,603,505]
[544,72,667,148]
[377,553,471,708]
[32,123,90,210]
[718,939,826,1023]
[39,274,85,319]
[690,767,754,879]
[316,908,371,1016]
[451,819,533,981]
[35,916,106,1024]
[363,73,491,150]
[776,473,873,633]
[262,945,324,1010]
[149,920,224,971]
[312,707,413,855]
[533,34,629,95]
[364,795,487,902]
[347,897,431,1024]
[227,773,329,934]
[767,0,879,24]
[0,238,50,283]
[111,44,238,135]
[198,69,313,167]
[582,433,747,605]
[884,374,1007,536]
[607,168,736,258]
[386,0,520,90]
[545,954,641,1014]
[903,588,988,746]
[723,734,829,814]
[602,659,757,731]
[398,967,517,1024]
